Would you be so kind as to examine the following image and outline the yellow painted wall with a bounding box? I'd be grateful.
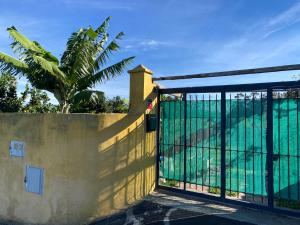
[0,112,156,225]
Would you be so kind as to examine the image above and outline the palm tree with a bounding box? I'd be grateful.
[0,17,134,113]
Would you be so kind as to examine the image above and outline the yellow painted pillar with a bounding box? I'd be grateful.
[128,65,156,114]
[127,65,157,198]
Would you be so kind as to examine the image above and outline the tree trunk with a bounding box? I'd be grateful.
[61,101,70,113]
[53,91,70,114]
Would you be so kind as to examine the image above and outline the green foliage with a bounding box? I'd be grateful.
[20,84,58,113]
[163,179,179,187]
[106,96,128,113]
[0,72,128,114]
[0,73,22,112]
[70,95,128,114]
[0,17,134,113]
[226,191,238,197]
[208,187,221,195]
[0,73,57,113]
[70,91,107,113]
[277,199,300,210]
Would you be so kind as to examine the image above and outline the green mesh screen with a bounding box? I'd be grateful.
[273,99,300,201]
[159,98,300,201]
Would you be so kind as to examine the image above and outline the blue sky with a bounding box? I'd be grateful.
[1,0,300,103]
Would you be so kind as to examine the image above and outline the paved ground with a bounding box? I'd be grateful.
[90,190,300,225]
[90,200,255,225]
[0,190,298,224]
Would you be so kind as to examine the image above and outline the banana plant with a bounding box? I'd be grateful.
[0,17,134,113]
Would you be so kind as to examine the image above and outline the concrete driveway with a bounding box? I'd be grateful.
[90,201,254,225]
[90,190,300,225]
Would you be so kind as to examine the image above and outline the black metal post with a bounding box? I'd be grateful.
[183,92,187,190]
[155,91,161,187]
[297,91,300,200]
[221,91,226,199]
[202,95,205,191]
[196,95,198,188]
[267,88,274,208]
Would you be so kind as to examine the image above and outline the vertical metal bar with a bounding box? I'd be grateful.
[267,88,274,209]
[190,95,192,188]
[215,94,218,188]
[162,96,165,182]
[173,99,176,180]
[196,95,198,189]
[183,93,187,190]
[252,93,255,201]
[278,94,281,200]
[209,95,211,189]
[237,97,240,195]
[287,95,291,200]
[260,92,264,204]
[221,91,226,199]
[202,94,205,191]
[297,90,300,200]
[168,99,171,179]
[244,94,247,196]
[179,95,182,184]
[156,91,161,187]
[229,94,232,196]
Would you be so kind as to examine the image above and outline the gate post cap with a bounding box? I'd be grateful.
[128,65,153,75]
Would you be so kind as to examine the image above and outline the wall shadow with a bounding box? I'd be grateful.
[87,92,158,223]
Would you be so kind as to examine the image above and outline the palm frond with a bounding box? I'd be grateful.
[95,16,111,35]
[78,56,134,90]
[33,41,59,64]
[61,29,96,78]
[61,30,82,67]
[69,89,104,105]
[32,55,67,83]
[61,18,120,83]
[71,41,97,78]
[95,32,108,52]
[86,27,97,40]
[7,26,41,53]
[0,52,28,75]
[8,27,59,64]
[94,32,124,70]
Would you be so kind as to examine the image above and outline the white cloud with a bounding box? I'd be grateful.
[141,40,160,47]
[262,2,300,38]
[204,35,300,69]
[197,2,300,72]
[240,2,300,41]
[0,14,47,33]
[125,45,133,49]
[124,38,178,52]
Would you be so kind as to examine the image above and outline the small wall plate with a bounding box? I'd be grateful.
[10,141,25,157]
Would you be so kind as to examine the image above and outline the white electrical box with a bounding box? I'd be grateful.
[25,165,44,195]
[10,141,25,157]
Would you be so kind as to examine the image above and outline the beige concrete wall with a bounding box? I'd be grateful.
[0,112,156,225]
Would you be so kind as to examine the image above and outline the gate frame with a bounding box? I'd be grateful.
[156,80,300,218]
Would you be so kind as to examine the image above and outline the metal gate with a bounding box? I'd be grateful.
[156,81,300,217]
